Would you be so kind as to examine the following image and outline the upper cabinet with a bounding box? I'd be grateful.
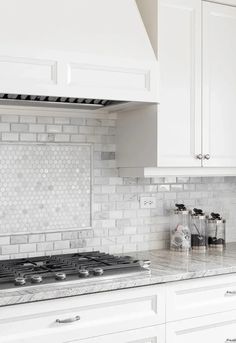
[157,0,202,168]
[117,0,236,177]
[202,2,236,167]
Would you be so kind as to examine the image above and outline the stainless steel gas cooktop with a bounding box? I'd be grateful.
[0,251,150,289]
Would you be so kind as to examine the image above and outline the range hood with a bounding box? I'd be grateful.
[0,0,158,110]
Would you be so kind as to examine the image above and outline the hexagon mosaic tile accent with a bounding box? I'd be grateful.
[0,143,92,234]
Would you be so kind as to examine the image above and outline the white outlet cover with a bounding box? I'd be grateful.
[140,196,157,209]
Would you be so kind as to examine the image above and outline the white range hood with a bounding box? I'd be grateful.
[0,0,158,110]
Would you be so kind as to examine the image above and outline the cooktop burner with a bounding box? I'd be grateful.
[0,252,150,289]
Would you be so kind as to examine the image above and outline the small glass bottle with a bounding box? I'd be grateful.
[207,213,226,250]
[191,208,208,252]
[170,204,191,252]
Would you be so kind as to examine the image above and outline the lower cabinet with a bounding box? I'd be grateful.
[3,274,236,343]
[166,310,236,343]
[166,273,236,322]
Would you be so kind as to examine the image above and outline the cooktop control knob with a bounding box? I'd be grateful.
[78,269,89,278]
[14,277,26,286]
[93,268,104,276]
[55,272,66,281]
[30,275,43,284]
[140,260,151,269]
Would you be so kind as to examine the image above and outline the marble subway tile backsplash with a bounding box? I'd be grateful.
[0,109,236,259]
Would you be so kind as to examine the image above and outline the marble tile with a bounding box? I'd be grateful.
[0,143,92,234]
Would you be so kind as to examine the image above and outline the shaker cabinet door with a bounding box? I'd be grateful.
[158,0,202,167]
[202,2,236,167]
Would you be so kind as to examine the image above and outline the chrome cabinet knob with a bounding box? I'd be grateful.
[204,154,210,160]
[30,275,43,283]
[196,154,203,160]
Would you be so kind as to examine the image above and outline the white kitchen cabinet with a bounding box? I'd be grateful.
[117,0,202,173]
[165,273,236,342]
[166,274,236,342]
[118,0,236,177]
[166,273,236,322]
[157,0,202,168]
[166,310,236,343]
[4,273,236,342]
[0,285,165,343]
[202,1,236,167]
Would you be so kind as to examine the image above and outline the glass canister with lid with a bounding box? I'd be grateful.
[207,212,226,250]
[170,204,191,252]
[191,208,208,252]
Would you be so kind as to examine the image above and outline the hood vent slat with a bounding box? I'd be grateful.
[0,93,125,110]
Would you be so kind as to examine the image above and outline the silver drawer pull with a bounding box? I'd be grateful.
[226,340,236,342]
[225,291,236,296]
[56,315,80,324]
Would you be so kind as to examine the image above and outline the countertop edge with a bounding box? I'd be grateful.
[1,265,236,307]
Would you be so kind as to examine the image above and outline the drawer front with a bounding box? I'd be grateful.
[1,325,165,343]
[166,309,236,343]
[0,285,165,343]
[68,325,165,343]
[166,273,236,322]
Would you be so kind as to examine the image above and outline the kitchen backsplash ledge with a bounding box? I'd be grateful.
[0,108,236,259]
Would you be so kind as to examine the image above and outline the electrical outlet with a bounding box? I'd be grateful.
[140,196,157,209]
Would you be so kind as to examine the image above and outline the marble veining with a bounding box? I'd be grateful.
[1,243,236,307]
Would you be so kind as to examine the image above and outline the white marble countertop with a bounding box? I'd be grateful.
[1,243,236,307]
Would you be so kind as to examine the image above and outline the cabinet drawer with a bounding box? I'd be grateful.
[166,309,236,343]
[71,325,165,343]
[0,285,165,343]
[166,273,236,321]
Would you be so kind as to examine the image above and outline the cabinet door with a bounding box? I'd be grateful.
[158,0,202,167]
[166,309,236,343]
[203,2,236,167]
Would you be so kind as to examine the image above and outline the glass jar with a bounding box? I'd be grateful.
[191,208,208,252]
[207,213,226,250]
[170,204,191,252]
